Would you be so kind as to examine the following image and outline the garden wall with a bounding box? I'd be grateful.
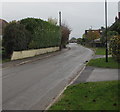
[11,47,59,60]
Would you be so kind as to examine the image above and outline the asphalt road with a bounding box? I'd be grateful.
[2,44,93,110]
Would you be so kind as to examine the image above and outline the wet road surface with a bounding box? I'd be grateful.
[2,44,93,110]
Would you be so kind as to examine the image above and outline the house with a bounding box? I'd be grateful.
[84,29,103,47]
[85,29,102,35]
[0,18,8,36]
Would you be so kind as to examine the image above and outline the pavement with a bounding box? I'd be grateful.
[2,43,94,110]
[73,55,119,85]
[93,54,112,59]
[2,47,70,69]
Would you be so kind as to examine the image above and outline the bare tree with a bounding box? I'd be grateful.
[61,23,71,48]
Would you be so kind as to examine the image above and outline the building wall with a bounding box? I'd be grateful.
[11,47,59,60]
[85,29,102,35]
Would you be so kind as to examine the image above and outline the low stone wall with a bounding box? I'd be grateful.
[11,47,59,60]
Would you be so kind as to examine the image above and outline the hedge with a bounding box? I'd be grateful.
[3,18,61,57]
[20,18,61,49]
[2,21,31,57]
[109,35,120,62]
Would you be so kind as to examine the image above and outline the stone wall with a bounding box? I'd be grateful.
[11,47,59,60]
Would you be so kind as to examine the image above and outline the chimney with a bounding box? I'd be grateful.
[118,1,120,19]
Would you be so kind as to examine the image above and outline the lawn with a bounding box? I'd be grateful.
[49,80,120,111]
[2,58,10,63]
[95,47,106,55]
[87,57,120,69]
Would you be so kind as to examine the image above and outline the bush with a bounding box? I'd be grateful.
[2,21,31,57]
[109,35,120,62]
[61,24,71,48]
[20,18,61,49]
[3,18,61,58]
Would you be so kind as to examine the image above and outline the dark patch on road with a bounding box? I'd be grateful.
[72,66,94,85]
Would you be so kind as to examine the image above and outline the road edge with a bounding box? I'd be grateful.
[2,47,70,69]
[45,46,94,111]
[44,64,86,111]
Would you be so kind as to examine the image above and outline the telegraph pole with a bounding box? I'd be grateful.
[105,0,108,62]
[59,11,62,50]
[59,11,61,26]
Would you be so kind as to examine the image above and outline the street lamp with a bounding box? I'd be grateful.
[105,0,108,62]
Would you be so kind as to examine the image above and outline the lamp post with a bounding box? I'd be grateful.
[105,0,108,62]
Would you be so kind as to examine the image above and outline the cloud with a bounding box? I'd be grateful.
[1,2,118,38]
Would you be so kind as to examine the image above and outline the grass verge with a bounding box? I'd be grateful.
[2,58,11,63]
[80,45,109,55]
[49,80,120,110]
[87,57,120,69]
[95,47,106,55]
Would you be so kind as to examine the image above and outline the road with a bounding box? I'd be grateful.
[2,44,93,110]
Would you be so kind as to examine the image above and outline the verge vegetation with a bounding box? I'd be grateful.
[95,47,106,55]
[87,57,119,69]
[49,80,120,110]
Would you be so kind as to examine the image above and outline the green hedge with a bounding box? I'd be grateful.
[3,18,61,57]
[20,18,61,49]
[109,35,120,62]
[3,21,31,57]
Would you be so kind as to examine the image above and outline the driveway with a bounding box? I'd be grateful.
[73,66,119,84]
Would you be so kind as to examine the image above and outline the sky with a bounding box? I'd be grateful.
[1,1,120,38]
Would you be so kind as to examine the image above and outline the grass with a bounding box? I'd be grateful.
[2,58,11,63]
[49,80,120,111]
[87,57,120,69]
[81,45,109,55]
[95,47,106,55]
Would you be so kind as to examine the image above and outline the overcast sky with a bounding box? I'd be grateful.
[1,1,120,38]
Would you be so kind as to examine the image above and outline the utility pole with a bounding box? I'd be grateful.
[59,11,62,50]
[59,11,61,27]
[105,0,108,62]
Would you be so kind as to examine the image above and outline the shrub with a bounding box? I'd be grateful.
[20,18,61,49]
[2,21,31,57]
[3,18,61,58]
[61,24,71,48]
[109,35,120,62]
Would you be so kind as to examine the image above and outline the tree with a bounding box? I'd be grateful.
[70,37,77,43]
[77,38,82,44]
[2,21,31,58]
[100,30,118,46]
[48,17,57,25]
[107,31,118,41]
[61,23,71,48]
